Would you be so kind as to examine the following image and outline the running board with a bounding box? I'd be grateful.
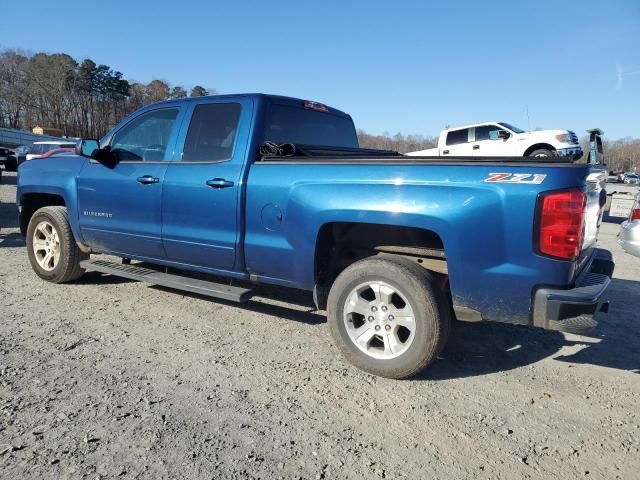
[80,259,254,303]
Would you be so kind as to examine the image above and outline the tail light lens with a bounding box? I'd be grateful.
[630,195,640,222]
[536,190,586,260]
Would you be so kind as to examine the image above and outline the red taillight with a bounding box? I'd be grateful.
[537,190,586,260]
[630,195,640,221]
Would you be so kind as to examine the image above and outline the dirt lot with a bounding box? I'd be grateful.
[1,170,639,479]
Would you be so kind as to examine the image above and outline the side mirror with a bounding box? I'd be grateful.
[76,139,100,158]
[497,130,510,139]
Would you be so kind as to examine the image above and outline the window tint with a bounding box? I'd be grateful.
[262,104,358,148]
[498,122,524,134]
[31,144,46,155]
[475,125,502,141]
[111,108,179,161]
[182,103,241,162]
[446,129,468,146]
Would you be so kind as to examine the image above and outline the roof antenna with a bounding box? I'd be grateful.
[526,104,531,133]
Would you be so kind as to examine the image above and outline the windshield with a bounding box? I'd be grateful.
[498,122,525,134]
[262,104,358,148]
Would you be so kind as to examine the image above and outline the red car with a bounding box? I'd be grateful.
[36,147,76,159]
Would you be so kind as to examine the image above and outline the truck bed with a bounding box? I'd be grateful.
[245,157,604,326]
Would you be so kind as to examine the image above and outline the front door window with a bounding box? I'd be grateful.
[110,108,179,161]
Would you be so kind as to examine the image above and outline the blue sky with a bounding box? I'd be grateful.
[1,0,639,139]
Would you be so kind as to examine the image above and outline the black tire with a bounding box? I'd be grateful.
[26,206,88,283]
[528,148,555,158]
[5,156,18,172]
[327,256,451,379]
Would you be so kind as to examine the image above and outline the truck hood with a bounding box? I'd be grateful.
[513,129,575,142]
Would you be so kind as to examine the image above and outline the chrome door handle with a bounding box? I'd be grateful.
[136,175,159,184]
[206,178,234,188]
[442,150,450,154]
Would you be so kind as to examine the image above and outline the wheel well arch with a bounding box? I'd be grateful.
[523,143,556,156]
[314,221,445,289]
[19,193,66,236]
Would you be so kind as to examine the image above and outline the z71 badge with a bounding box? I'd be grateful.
[484,173,547,184]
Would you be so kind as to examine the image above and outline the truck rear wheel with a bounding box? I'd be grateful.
[327,256,450,379]
[26,206,88,283]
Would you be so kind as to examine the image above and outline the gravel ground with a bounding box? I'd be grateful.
[1,170,639,479]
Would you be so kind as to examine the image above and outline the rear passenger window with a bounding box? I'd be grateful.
[446,129,468,146]
[181,103,242,162]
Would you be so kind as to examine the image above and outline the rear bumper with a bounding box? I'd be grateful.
[532,248,614,334]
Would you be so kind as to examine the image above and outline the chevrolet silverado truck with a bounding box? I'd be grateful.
[407,122,583,159]
[17,94,613,379]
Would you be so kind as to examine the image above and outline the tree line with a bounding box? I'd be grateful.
[0,48,638,172]
[0,49,213,139]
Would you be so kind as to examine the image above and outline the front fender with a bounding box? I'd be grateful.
[17,156,87,241]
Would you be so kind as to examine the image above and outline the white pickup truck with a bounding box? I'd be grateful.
[407,122,583,159]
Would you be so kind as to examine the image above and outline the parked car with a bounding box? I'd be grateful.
[618,192,640,257]
[37,147,76,158]
[12,145,30,168]
[0,147,20,172]
[407,122,583,159]
[623,173,640,185]
[16,94,613,379]
[26,141,77,161]
[0,147,13,171]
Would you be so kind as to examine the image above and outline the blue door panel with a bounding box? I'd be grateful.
[161,162,240,269]
[77,161,168,258]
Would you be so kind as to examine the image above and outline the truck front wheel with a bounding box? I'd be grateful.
[528,148,555,158]
[26,206,88,283]
[327,256,450,379]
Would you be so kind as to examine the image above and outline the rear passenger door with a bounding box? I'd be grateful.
[442,128,472,156]
[161,98,253,272]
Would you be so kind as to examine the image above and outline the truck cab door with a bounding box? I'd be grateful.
[161,98,253,272]
[441,128,472,156]
[470,124,515,156]
[77,106,184,259]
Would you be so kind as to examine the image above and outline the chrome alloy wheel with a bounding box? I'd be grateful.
[32,221,61,271]
[343,281,416,360]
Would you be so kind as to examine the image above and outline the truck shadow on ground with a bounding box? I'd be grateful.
[69,263,640,378]
[425,277,640,379]
[0,232,25,248]
[0,199,20,233]
[152,284,326,325]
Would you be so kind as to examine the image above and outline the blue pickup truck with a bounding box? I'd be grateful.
[16,94,614,378]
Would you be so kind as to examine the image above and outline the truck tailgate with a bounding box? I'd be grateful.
[576,169,607,276]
